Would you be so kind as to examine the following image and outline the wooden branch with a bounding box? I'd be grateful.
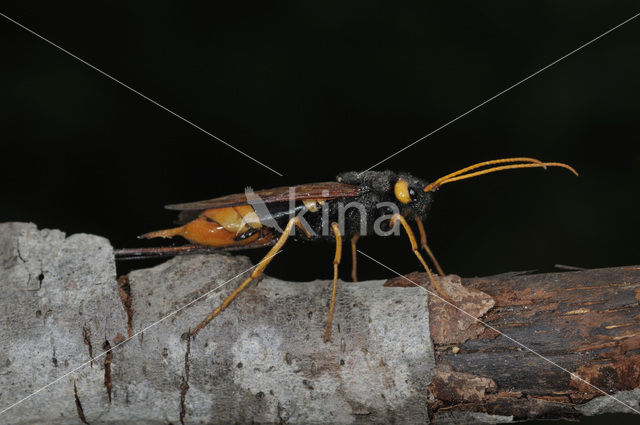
[0,222,639,424]
[386,268,640,422]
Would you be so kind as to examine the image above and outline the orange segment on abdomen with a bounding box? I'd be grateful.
[140,215,260,248]
[202,206,262,234]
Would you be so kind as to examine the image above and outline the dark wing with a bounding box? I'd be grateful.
[165,182,361,211]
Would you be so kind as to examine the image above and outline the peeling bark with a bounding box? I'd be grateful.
[1,223,639,424]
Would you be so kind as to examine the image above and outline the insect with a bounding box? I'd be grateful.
[116,157,577,341]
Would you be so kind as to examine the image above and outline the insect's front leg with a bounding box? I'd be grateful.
[414,218,445,276]
[389,214,453,304]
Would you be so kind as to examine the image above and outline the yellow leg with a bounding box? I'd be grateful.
[415,219,445,276]
[350,234,360,282]
[325,222,342,342]
[390,214,452,303]
[190,217,300,336]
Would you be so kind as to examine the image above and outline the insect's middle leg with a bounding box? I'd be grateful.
[415,219,445,276]
[390,214,452,303]
[190,217,302,337]
[325,222,343,342]
[350,234,360,282]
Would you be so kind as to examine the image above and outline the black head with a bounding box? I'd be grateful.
[337,170,434,219]
[394,172,433,218]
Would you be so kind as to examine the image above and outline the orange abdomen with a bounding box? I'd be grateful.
[141,206,263,248]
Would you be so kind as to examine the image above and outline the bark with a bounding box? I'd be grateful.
[0,222,639,424]
[386,269,640,423]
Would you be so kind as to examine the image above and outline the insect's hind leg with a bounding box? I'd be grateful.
[390,214,453,303]
[415,219,445,276]
[190,217,301,337]
[325,222,342,342]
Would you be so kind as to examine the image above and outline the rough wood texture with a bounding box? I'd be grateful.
[386,268,640,422]
[1,222,639,424]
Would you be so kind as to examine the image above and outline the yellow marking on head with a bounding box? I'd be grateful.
[394,179,412,204]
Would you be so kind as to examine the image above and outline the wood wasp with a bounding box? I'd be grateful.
[115,157,577,341]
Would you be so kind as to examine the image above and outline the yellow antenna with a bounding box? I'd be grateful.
[424,158,578,192]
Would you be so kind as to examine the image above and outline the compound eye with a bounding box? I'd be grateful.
[394,179,412,204]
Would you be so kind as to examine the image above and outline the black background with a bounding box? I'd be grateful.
[1,3,639,423]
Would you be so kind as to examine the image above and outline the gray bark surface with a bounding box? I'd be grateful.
[0,222,638,424]
[0,223,433,424]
